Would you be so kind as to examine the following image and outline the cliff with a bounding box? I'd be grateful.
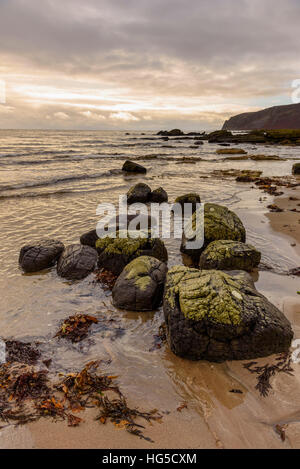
[222,103,300,130]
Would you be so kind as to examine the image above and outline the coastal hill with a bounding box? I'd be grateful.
[222,102,300,130]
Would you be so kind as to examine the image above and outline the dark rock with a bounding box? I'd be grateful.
[112,256,168,311]
[150,187,168,203]
[96,232,168,276]
[292,163,300,175]
[180,203,246,258]
[199,240,261,271]
[163,266,293,362]
[122,160,147,174]
[57,244,97,280]
[174,193,201,213]
[80,230,99,248]
[127,183,152,204]
[19,239,64,273]
[157,129,184,136]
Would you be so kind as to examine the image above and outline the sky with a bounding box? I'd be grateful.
[0,0,299,130]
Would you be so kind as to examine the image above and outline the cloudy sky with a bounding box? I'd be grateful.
[0,0,299,130]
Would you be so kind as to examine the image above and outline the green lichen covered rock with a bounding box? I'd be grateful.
[163,266,293,362]
[96,231,168,275]
[180,203,246,258]
[174,193,201,213]
[199,240,261,271]
[112,256,168,311]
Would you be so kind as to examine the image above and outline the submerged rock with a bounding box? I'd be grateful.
[112,256,168,311]
[292,163,300,175]
[216,148,247,155]
[174,193,201,213]
[57,244,97,280]
[199,240,261,271]
[96,231,168,275]
[157,129,184,136]
[150,187,168,203]
[19,239,64,273]
[181,203,246,258]
[122,160,147,173]
[127,183,152,204]
[163,266,293,362]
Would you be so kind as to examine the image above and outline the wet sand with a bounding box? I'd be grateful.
[266,183,300,256]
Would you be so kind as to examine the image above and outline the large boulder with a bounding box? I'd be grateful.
[163,266,293,362]
[292,163,300,175]
[112,256,168,311]
[199,240,261,271]
[19,239,64,273]
[80,214,157,248]
[57,244,97,280]
[181,203,246,258]
[150,187,168,203]
[122,160,147,174]
[174,193,201,213]
[96,231,168,276]
[127,183,152,204]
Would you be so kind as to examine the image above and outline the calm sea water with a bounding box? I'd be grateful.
[0,129,299,412]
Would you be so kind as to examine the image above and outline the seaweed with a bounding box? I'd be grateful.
[54,314,98,343]
[243,352,294,397]
[96,395,161,442]
[5,340,40,365]
[149,323,167,352]
[0,359,161,441]
[93,269,118,290]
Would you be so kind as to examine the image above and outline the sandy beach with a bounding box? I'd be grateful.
[0,177,299,450]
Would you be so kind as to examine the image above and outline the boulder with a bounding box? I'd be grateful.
[163,266,293,362]
[174,193,201,213]
[127,183,152,204]
[19,239,64,273]
[292,163,300,175]
[122,160,147,174]
[80,229,99,248]
[199,240,261,271]
[150,187,168,203]
[96,231,168,275]
[57,244,97,280]
[112,256,168,311]
[80,214,157,248]
[181,203,246,258]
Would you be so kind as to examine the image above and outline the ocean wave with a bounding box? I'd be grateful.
[0,169,120,192]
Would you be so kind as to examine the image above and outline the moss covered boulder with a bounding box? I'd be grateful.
[180,203,246,258]
[19,239,65,273]
[292,163,300,175]
[199,240,261,271]
[96,231,168,275]
[80,214,157,248]
[127,183,151,204]
[57,244,97,280]
[174,193,201,213]
[163,266,293,362]
[112,256,168,311]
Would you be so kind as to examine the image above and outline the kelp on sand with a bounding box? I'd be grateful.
[0,360,162,440]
